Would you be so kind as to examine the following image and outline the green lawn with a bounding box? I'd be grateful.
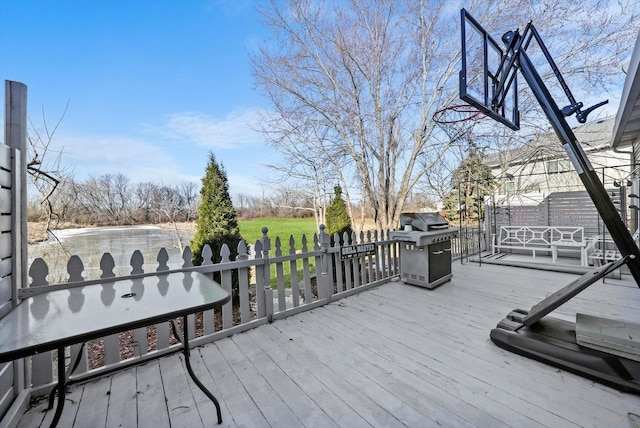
[239,217,319,289]
[239,217,318,247]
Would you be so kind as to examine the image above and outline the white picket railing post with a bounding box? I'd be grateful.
[254,239,266,319]
[318,224,331,300]
[260,228,274,322]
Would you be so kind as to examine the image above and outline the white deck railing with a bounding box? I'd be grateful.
[22,226,400,395]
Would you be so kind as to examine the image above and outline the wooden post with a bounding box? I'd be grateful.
[5,80,28,408]
[6,81,27,305]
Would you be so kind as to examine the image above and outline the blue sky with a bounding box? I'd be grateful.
[0,0,274,197]
[1,1,635,200]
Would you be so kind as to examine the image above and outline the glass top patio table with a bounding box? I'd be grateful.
[0,271,230,362]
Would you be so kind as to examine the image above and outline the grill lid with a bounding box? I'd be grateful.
[400,212,449,231]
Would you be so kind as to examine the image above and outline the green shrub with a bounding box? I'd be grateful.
[325,185,352,245]
[190,153,247,302]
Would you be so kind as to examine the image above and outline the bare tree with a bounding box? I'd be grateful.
[178,182,199,221]
[149,185,190,251]
[252,0,637,229]
[260,120,341,229]
[27,102,72,231]
[236,193,263,219]
[77,174,132,224]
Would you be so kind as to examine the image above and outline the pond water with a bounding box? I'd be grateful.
[28,226,194,283]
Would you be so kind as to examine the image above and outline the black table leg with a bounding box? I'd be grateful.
[48,346,66,428]
[47,342,85,413]
[172,316,223,424]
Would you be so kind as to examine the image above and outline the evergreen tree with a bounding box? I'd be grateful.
[191,153,245,301]
[325,185,352,244]
[442,148,494,226]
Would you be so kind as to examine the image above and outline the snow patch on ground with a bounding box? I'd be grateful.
[50,225,162,241]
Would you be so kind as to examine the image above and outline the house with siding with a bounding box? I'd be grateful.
[612,30,640,232]
[483,31,640,254]
[484,116,632,204]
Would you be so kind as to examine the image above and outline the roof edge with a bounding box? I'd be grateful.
[612,31,640,148]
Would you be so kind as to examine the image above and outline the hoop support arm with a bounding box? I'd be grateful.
[514,40,640,286]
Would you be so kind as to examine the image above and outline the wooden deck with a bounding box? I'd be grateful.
[16,262,640,427]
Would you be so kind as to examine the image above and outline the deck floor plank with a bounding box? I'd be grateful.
[231,331,340,428]
[244,328,371,427]
[362,277,636,423]
[197,341,270,428]
[105,367,138,428]
[74,375,111,428]
[13,262,640,428]
[38,382,85,428]
[158,353,204,428]
[280,309,494,427]
[135,361,170,428]
[14,397,47,428]
[187,349,236,427]
[321,293,580,428]
[332,280,632,428]
[214,336,303,427]
[312,303,532,428]
[259,323,406,428]
[274,315,473,428]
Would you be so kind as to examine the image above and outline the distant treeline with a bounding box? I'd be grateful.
[28,173,315,226]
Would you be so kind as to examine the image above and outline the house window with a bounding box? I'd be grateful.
[505,181,515,194]
[547,160,569,174]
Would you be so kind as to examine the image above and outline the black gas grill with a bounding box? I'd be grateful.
[390,212,457,289]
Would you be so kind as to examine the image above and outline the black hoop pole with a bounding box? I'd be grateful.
[513,35,640,286]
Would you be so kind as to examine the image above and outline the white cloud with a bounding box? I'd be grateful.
[54,133,198,185]
[60,134,169,164]
[150,108,266,149]
[227,172,266,197]
[41,107,279,193]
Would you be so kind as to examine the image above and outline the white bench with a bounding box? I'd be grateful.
[550,228,588,266]
[494,226,587,266]
[586,235,622,266]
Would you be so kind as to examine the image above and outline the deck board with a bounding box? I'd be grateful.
[105,368,137,428]
[326,294,572,427]
[74,376,111,427]
[286,310,492,427]
[231,332,339,427]
[243,328,368,427]
[186,350,232,427]
[259,323,405,427]
[135,360,170,428]
[14,262,640,427]
[327,286,619,427]
[273,317,463,427]
[198,341,268,427]
[158,354,204,428]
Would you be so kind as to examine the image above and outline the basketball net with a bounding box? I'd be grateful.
[432,104,484,143]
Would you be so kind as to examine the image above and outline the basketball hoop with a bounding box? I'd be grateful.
[432,103,484,141]
[432,103,483,124]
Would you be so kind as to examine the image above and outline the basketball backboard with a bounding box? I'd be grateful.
[460,8,520,130]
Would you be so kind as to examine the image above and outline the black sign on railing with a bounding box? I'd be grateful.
[340,243,376,260]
